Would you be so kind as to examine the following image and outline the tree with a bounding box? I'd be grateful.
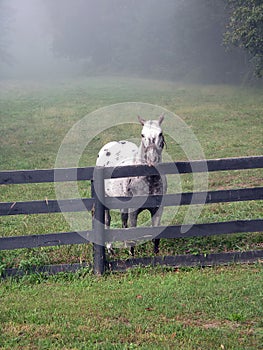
[224,0,263,77]
[45,0,250,83]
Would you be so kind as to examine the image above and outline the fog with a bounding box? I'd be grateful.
[0,0,251,83]
[1,0,79,79]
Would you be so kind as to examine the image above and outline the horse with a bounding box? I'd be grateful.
[96,114,167,255]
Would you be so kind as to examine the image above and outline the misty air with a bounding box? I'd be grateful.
[0,1,262,348]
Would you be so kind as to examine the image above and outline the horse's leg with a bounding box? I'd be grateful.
[105,209,114,255]
[128,209,139,256]
[150,207,163,254]
[121,209,130,251]
[121,208,128,228]
[105,209,111,228]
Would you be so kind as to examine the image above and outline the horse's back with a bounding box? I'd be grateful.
[96,141,138,167]
[96,141,138,197]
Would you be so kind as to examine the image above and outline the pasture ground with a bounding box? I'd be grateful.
[0,77,262,348]
[0,77,262,266]
[0,264,263,349]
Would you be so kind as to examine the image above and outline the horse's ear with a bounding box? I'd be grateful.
[158,113,164,125]
[138,115,145,125]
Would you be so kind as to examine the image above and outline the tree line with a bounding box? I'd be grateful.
[1,0,262,83]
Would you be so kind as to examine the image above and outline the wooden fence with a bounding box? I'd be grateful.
[0,156,263,276]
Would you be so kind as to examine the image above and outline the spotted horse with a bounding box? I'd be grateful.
[96,114,167,255]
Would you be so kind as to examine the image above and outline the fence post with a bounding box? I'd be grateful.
[92,167,106,275]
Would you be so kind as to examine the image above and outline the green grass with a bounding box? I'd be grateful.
[0,77,262,268]
[0,78,262,170]
[0,264,262,349]
[0,77,262,348]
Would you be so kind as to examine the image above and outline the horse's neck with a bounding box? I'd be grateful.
[132,143,166,195]
[136,143,162,165]
[136,143,148,165]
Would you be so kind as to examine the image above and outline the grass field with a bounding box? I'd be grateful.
[0,265,262,349]
[0,77,262,265]
[0,77,262,348]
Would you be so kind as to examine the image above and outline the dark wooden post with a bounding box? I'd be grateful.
[92,167,106,275]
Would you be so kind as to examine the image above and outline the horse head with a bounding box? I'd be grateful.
[138,114,165,167]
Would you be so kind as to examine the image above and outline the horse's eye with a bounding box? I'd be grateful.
[141,134,145,138]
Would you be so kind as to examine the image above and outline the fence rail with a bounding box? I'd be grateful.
[0,155,263,275]
[1,219,262,252]
[1,187,262,216]
[1,156,262,185]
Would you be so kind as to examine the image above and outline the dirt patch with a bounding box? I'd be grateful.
[175,315,241,331]
[2,321,61,339]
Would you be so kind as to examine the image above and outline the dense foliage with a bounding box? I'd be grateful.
[224,0,263,77]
